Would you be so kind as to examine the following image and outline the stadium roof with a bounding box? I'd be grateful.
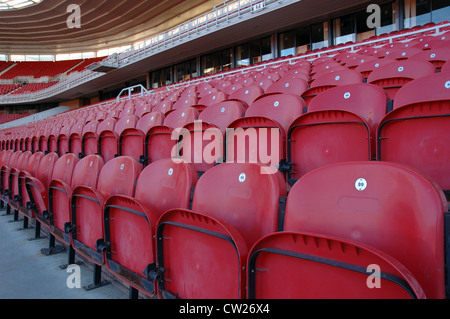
[0,0,225,55]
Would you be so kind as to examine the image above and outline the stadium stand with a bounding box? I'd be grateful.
[0,0,449,302]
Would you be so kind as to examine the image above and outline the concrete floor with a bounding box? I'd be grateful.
[0,207,129,299]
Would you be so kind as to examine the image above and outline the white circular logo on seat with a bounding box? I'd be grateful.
[355,178,367,191]
[168,168,173,176]
[274,101,279,107]
[239,173,246,183]
[398,66,404,72]
[445,81,450,89]
[344,92,351,99]
[120,164,125,170]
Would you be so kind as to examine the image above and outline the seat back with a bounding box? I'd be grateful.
[49,155,104,243]
[155,209,247,299]
[307,83,388,156]
[378,72,450,195]
[198,100,244,133]
[287,110,371,184]
[102,159,198,296]
[192,162,287,249]
[367,59,435,100]
[284,161,448,299]
[248,232,425,299]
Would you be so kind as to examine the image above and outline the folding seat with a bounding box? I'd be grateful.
[228,84,264,109]
[247,232,425,299]
[142,107,199,166]
[173,95,198,110]
[5,151,32,215]
[98,116,139,164]
[96,118,120,163]
[118,112,164,164]
[301,69,363,106]
[409,47,450,72]
[151,162,286,299]
[38,128,51,153]
[67,156,141,290]
[377,72,450,202]
[198,90,227,107]
[24,152,59,228]
[198,100,245,133]
[225,93,304,173]
[343,55,378,70]
[283,161,448,299]
[134,101,152,118]
[15,152,45,226]
[0,151,21,212]
[383,47,423,60]
[56,125,72,156]
[152,100,173,115]
[286,83,388,184]
[310,64,347,82]
[367,59,435,100]
[25,153,79,255]
[354,58,396,80]
[98,159,198,298]
[48,155,104,265]
[47,126,61,154]
[411,37,448,51]
[81,121,100,158]
[68,122,85,157]
[20,152,58,238]
[222,83,244,96]
[265,77,308,96]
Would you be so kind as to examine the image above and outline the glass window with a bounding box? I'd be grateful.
[151,66,172,88]
[236,44,250,67]
[311,22,329,50]
[376,2,397,35]
[295,27,311,55]
[333,14,356,45]
[261,37,272,62]
[222,48,233,71]
[201,51,221,75]
[404,0,430,28]
[355,9,376,42]
[431,0,450,23]
[278,31,295,57]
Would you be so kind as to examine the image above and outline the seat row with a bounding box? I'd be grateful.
[1,71,449,204]
[0,151,448,299]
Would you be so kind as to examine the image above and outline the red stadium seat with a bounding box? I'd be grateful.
[69,156,141,290]
[152,162,286,299]
[118,112,164,164]
[143,107,199,166]
[248,232,425,299]
[5,151,32,214]
[15,152,45,230]
[23,152,59,238]
[226,93,304,173]
[377,72,450,201]
[100,159,197,298]
[97,118,118,163]
[367,59,435,100]
[301,69,363,106]
[50,155,104,266]
[284,161,448,299]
